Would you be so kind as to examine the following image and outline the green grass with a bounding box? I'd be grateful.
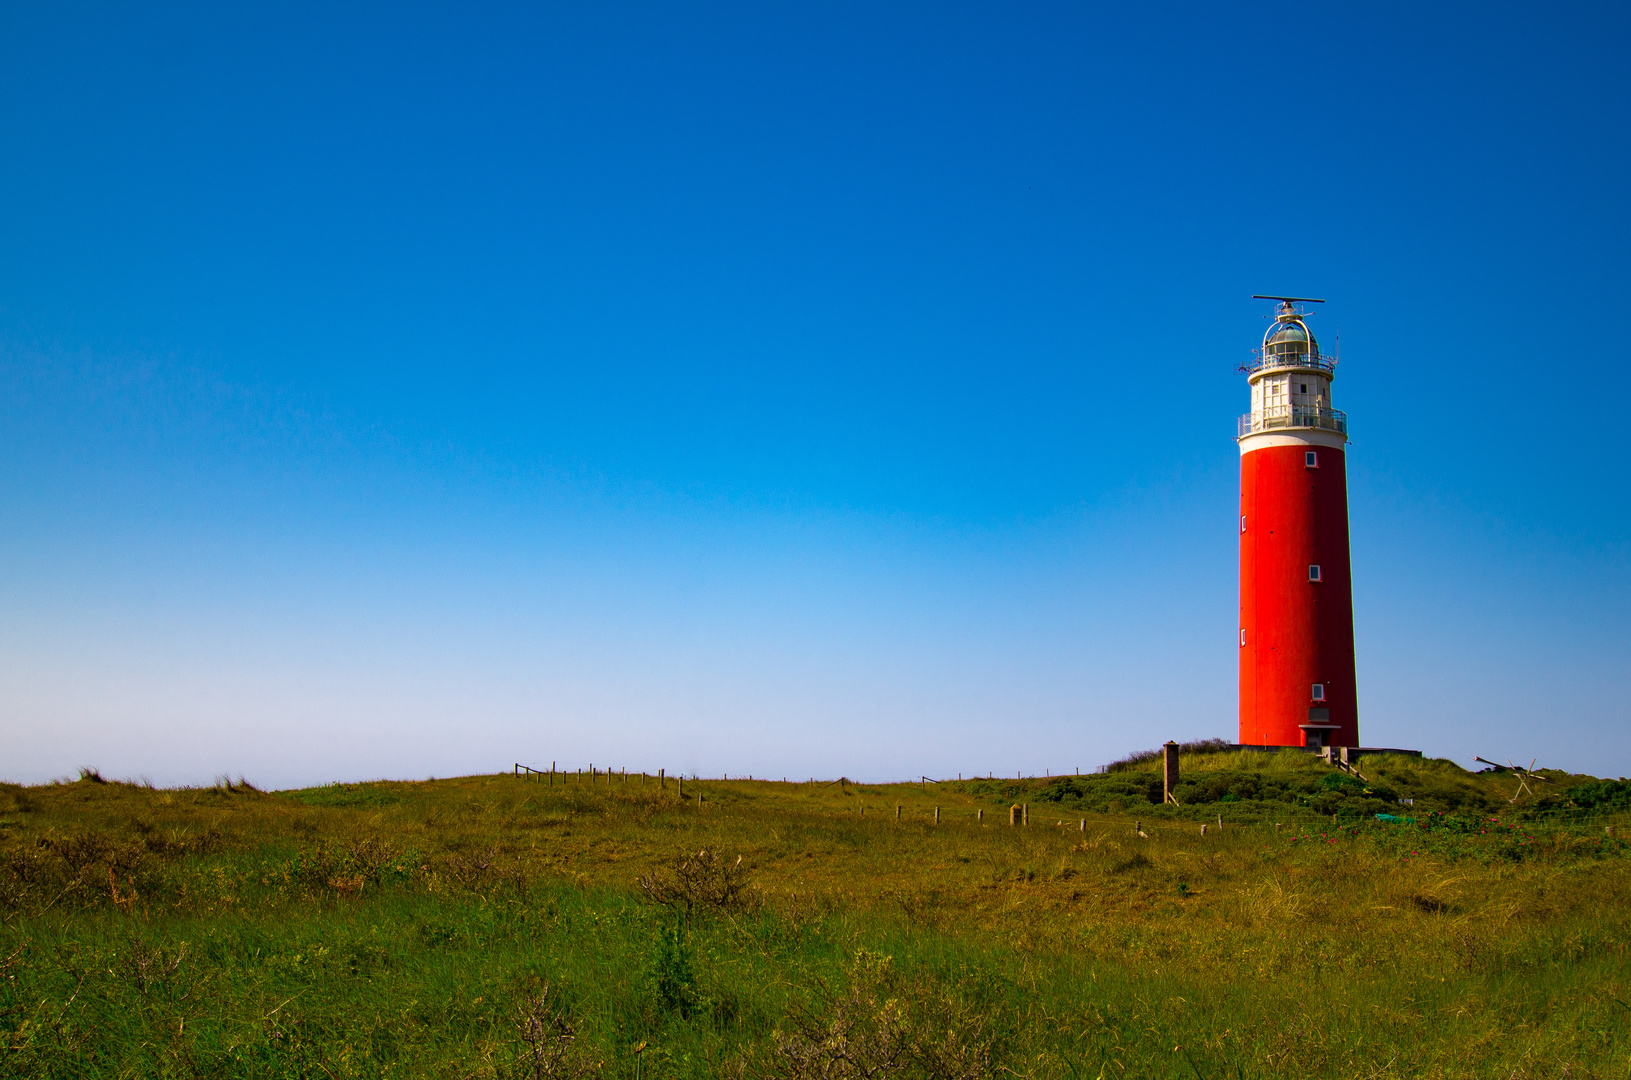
[2,755,1629,1078]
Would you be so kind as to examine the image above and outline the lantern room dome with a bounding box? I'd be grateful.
[1265,321,1318,353]
[1261,309,1322,365]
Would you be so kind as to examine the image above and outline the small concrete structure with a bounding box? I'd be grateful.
[1162,741,1181,804]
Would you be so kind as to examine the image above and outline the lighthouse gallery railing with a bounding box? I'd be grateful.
[1243,351,1337,376]
[1238,405,1348,437]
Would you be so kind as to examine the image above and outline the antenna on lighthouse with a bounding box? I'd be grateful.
[1251,295,1325,304]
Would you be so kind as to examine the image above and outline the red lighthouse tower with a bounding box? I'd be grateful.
[1238,297,1358,749]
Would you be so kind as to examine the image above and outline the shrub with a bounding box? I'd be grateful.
[636,849,751,915]
[0,783,34,814]
[766,951,990,1080]
[125,938,190,995]
[287,837,414,895]
[648,918,699,1018]
[1564,778,1631,811]
[514,984,602,1078]
[444,846,502,889]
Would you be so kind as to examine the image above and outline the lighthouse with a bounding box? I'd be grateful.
[1238,297,1358,749]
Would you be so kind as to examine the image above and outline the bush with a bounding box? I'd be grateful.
[1034,776,1160,809]
[1564,778,1631,811]
[0,783,34,815]
[636,849,751,915]
[286,837,416,896]
[514,984,602,1078]
[647,918,699,1018]
[765,951,990,1080]
[0,832,159,912]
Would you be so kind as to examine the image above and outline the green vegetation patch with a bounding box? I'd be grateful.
[1545,776,1631,812]
[947,748,1606,827]
[281,781,409,810]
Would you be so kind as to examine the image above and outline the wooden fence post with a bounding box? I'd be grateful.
[1009,805,1020,826]
[934,807,940,824]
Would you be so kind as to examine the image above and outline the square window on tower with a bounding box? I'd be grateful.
[1311,684,1326,701]
[1240,629,1246,646]
[1305,451,1318,468]
[1300,384,1308,393]
[1309,565,1322,582]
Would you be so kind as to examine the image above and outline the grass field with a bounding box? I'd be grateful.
[2,750,1629,1078]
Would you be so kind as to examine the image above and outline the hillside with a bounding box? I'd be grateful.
[1,750,1628,1079]
[952,745,1611,824]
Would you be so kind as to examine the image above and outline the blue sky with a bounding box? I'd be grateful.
[2,1,1627,787]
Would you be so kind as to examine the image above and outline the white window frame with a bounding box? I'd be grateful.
[1311,683,1326,702]
[1305,451,1318,468]
[1240,629,1246,646]
[1309,564,1322,582]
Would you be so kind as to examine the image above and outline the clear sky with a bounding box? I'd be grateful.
[2,1,1627,788]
